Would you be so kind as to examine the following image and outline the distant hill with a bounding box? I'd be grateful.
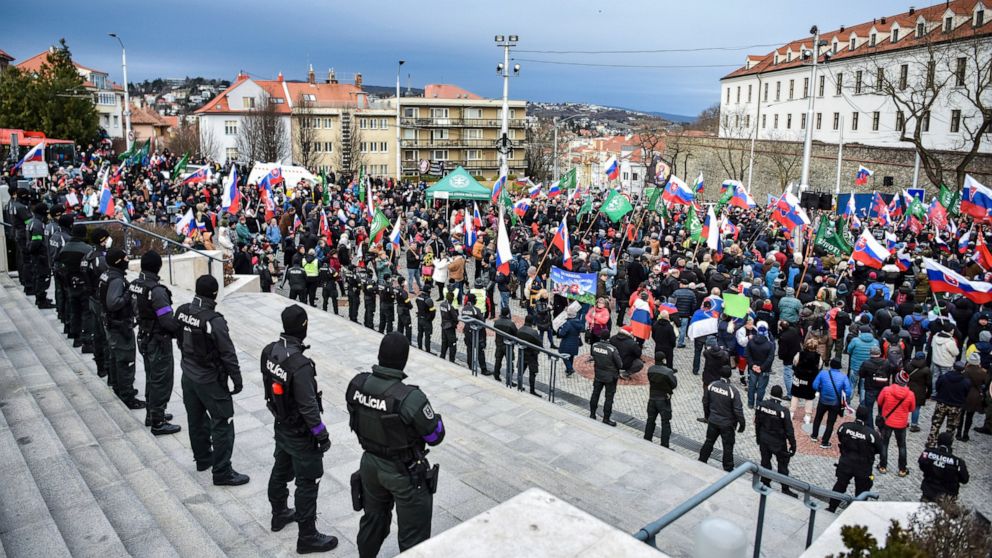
[363,85,425,98]
[644,111,695,123]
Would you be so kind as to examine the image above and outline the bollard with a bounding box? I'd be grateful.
[693,517,747,558]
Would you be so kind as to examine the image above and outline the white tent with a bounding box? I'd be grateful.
[246,163,317,190]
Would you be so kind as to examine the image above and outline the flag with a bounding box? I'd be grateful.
[107,164,124,186]
[852,230,890,269]
[558,167,577,191]
[658,302,679,317]
[715,186,735,214]
[961,175,992,221]
[527,182,542,198]
[844,192,862,229]
[958,229,972,254]
[815,217,853,257]
[604,156,619,180]
[319,210,332,243]
[321,170,331,205]
[770,192,810,230]
[938,184,961,216]
[356,167,367,202]
[872,192,891,226]
[692,172,704,194]
[512,197,531,218]
[173,152,190,178]
[601,190,634,222]
[662,175,695,206]
[495,205,513,274]
[116,142,136,161]
[98,172,115,216]
[547,180,562,198]
[472,202,483,228]
[721,217,739,241]
[686,204,703,242]
[608,245,618,268]
[720,180,737,196]
[293,214,303,234]
[12,142,45,172]
[975,229,992,269]
[928,199,948,229]
[174,208,195,236]
[368,210,390,244]
[516,177,533,187]
[703,206,719,250]
[552,217,572,270]
[884,230,898,250]
[464,206,477,250]
[729,182,756,209]
[887,193,903,220]
[388,215,403,249]
[182,166,211,185]
[500,187,517,226]
[935,230,952,253]
[923,258,992,304]
[687,308,719,340]
[907,195,927,221]
[577,196,593,218]
[645,187,662,212]
[491,173,507,204]
[221,166,240,215]
[855,165,873,185]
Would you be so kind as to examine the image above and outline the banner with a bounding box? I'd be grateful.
[549,266,597,305]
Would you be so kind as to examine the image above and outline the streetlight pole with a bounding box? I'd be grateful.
[552,113,582,182]
[108,33,132,151]
[495,35,518,179]
[798,26,824,193]
[396,60,404,184]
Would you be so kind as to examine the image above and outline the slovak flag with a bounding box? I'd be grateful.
[855,165,873,185]
[319,210,332,243]
[770,192,810,230]
[491,174,506,204]
[472,202,483,228]
[260,179,276,222]
[961,175,992,221]
[885,230,898,250]
[98,173,115,216]
[174,208,195,236]
[551,217,572,270]
[692,173,704,194]
[528,182,542,198]
[513,197,531,218]
[852,230,891,269]
[604,156,619,181]
[924,258,992,304]
[844,192,861,229]
[730,183,756,208]
[873,192,891,225]
[934,230,952,253]
[975,230,992,270]
[721,218,739,240]
[108,164,124,186]
[958,228,972,254]
[221,166,240,215]
[895,250,912,272]
[464,207,476,249]
[293,214,303,233]
[495,205,513,274]
[12,142,45,172]
[687,308,719,340]
[704,206,720,251]
[181,166,211,185]
[547,180,562,198]
[662,175,695,206]
[388,215,402,249]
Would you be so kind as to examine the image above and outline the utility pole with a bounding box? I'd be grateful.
[495,35,519,179]
[396,60,405,183]
[799,25,826,193]
[553,117,559,181]
[834,114,844,197]
[911,150,921,189]
[108,33,132,151]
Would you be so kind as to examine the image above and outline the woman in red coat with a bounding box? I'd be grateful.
[876,371,917,476]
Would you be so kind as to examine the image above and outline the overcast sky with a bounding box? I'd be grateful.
[6,0,915,117]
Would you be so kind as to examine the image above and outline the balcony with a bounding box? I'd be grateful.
[400,117,527,128]
[401,158,526,174]
[400,139,499,149]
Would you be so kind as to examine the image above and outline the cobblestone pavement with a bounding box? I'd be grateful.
[276,260,990,516]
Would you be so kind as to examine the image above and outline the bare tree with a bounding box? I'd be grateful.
[198,125,218,160]
[166,116,200,156]
[763,131,804,190]
[662,126,694,178]
[633,119,666,173]
[714,106,751,181]
[524,119,557,182]
[691,103,721,133]
[236,91,288,163]
[293,93,320,171]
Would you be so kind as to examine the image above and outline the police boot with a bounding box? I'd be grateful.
[271,505,296,532]
[81,343,94,354]
[603,416,617,427]
[297,522,338,554]
[145,413,174,427]
[151,421,181,436]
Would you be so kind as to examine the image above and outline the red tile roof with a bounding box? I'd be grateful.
[423,84,483,100]
[130,104,170,126]
[0,49,13,62]
[723,0,992,80]
[16,50,105,75]
[195,76,366,114]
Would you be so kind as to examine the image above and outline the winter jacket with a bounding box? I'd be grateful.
[744,334,776,373]
[930,332,960,368]
[846,332,879,376]
[962,364,988,412]
[792,349,821,400]
[609,331,642,371]
[702,345,731,386]
[778,324,802,363]
[905,358,932,407]
[557,316,585,356]
[778,296,802,324]
[933,371,971,407]
[876,384,916,429]
[672,287,697,318]
[860,357,892,395]
[651,319,677,351]
[812,368,853,406]
[590,340,622,382]
[647,364,677,400]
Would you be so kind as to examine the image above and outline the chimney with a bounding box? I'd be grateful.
[354,72,363,88]
[881,16,886,24]
[327,68,337,84]
[307,64,315,85]
[909,6,915,15]
[236,70,248,81]
[277,71,284,83]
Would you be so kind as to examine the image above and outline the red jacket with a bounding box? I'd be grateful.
[876,384,916,429]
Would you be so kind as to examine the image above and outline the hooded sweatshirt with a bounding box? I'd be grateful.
[930,332,960,368]
[846,331,879,377]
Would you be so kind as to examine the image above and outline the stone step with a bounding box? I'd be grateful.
[0,297,130,557]
[0,383,72,558]
[3,279,293,557]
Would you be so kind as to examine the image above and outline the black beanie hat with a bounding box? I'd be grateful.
[937,431,954,448]
[140,251,162,274]
[378,331,410,370]
[195,275,219,299]
[33,202,48,216]
[57,215,74,230]
[70,224,87,239]
[829,358,842,369]
[281,304,309,340]
[91,228,109,243]
[107,248,127,269]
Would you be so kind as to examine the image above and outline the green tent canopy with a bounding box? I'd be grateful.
[425,166,493,201]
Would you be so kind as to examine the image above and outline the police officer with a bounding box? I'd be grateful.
[27,202,54,308]
[492,306,518,384]
[262,305,338,554]
[83,229,111,377]
[395,276,413,343]
[344,265,361,323]
[645,354,677,447]
[132,251,182,435]
[47,212,72,327]
[318,258,339,314]
[176,275,249,485]
[281,254,308,303]
[377,273,396,334]
[698,366,746,472]
[755,385,798,496]
[826,405,883,512]
[347,332,445,557]
[918,431,969,503]
[255,255,274,293]
[414,286,436,353]
[437,291,458,362]
[361,267,378,329]
[460,293,488,375]
[303,250,319,306]
[100,248,144,408]
[516,315,542,395]
[8,188,32,292]
[56,225,92,346]
[589,337,622,426]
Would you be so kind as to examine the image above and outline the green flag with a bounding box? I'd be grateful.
[601,190,633,222]
[577,196,593,218]
[814,217,853,257]
[686,205,703,242]
[368,209,390,244]
[321,170,331,205]
[645,187,662,212]
[558,168,577,191]
[907,197,927,220]
[117,143,136,161]
[500,189,517,226]
[128,139,150,166]
[357,167,367,203]
[173,152,190,178]
[937,184,960,216]
[722,293,749,319]
[715,188,734,215]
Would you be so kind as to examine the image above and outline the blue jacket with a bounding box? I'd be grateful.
[557,316,586,356]
[266,226,282,245]
[812,368,853,405]
[846,332,879,375]
[866,282,890,300]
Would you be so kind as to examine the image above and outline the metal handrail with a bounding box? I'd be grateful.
[633,461,879,556]
[76,219,225,279]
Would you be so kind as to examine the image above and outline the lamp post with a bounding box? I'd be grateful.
[553,114,584,181]
[495,35,519,179]
[798,25,828,193]
[108,33,132,151]
[396,60,405,183]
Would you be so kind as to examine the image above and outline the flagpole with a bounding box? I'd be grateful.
[795,215,820,290]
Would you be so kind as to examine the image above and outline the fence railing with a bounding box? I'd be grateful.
[75,219,225,278]
[632,461,879,556]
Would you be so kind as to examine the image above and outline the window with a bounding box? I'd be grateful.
[242,97,255,108]
[851,112,859,131]
[464,108,483,119]
[734,115,740,127]
[870,33,877,46]
[917,22,925,38]
[855,70,863,94]
[113,115,119,127]
[465,149,481,160]
[818,75,825,97]
[786,114,792,129]
[761,114,766,129]
[225,147,238,161]
[955,57,967,86]
[302,94,316,102]
[832,41,839,54]
[788,79,795,99]
[850,37,856,50]
[977,8,985,26]
[927,60,936,87]
[763,82,769,101]
[402,128,416,140]
[803,77,809,98]
[833,112,840,130]
[403,150,418,161]
[464,128,483,140]
[896,111,905,132]
[380,142,388,152]
[224,120,238,135]
[899,64,908,90]
[744,115,750,128]
[726,88,731,104]
[801,113,807,129]
[747,84,752,102]
[773,114,779,128]
[816,113,822,130]
[922,111,931,132]
[872,111,880,131]
[431,129,449,141]
[835,73,843,95]
[324,142,334,153]
[944,16,953,33]
[359,118,368,129]
[270,98,284,104]
[775,81,781,101]
[787,52,792,62]
[321,117,333,129]
[950,109,962,132]
[496,108,517,119]
[360,142,368,152]
[379,118,388,129]
[432,150,448,160]
[774,54,779,64]
[892,28,900,42]
[876,68,885,90]
[403,107,418,118]
[430,108,449,119]
[736,86,741,103]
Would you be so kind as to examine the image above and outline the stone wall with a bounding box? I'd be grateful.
[669,136,992,201]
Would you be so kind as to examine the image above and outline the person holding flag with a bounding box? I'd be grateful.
[551,216,572,270]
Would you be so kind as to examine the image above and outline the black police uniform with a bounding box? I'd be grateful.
[283,265,307,303]
[344,267,361,323]
[100,265,141,405]
[27,209,52,306]
[396,285,413,342]
[361,271,378,329]
[82,245,109,377]
[8,193,32,291]
[827,411,883,512]
[46,219,70,323]
[754,397,797,492]
[318,262,339,314]
[414,290,436,352]
[176,296,245,480]
[589,340,623,425]
[132,271,181,431]
[437,299,458,362]
[918,439,969,502]
[493,314,518,383]
[699,377,746,472]
[516,325,543,395]
[346,364,444,557]
[55,234,91,343]
[645,363,677,447]
[255,261,274,293]
[460,303,488,375]
[262,333,337,552]
[377,280,396,334]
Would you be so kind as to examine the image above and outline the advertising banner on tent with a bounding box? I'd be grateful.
[549,266,597,305]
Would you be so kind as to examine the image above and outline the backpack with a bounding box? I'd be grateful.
[907,317,924,341]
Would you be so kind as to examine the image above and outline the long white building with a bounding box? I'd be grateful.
[719,0,991,153]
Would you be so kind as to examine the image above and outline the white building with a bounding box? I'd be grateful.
[719,0,991,153]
